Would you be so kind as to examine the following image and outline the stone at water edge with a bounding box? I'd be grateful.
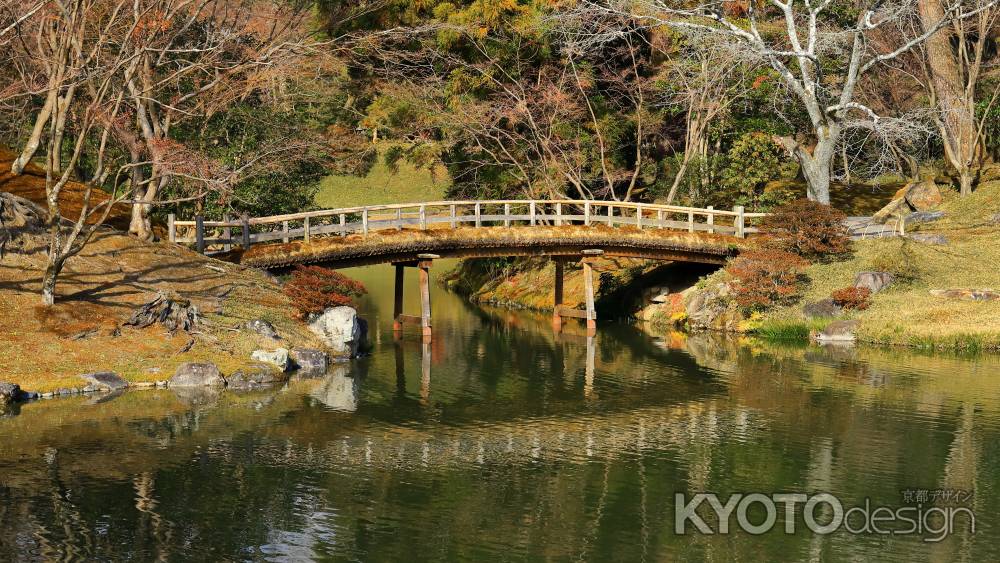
[79,371,129,391]
[803,299,843,319]
[170,362,225,387]
[251,348,291,371]
[0,382,22,406]
[813,320,860,343]
[308,306,367,357]
[854,271,895,295]
[905,180,943,211]
[227,363,286,390]
[290,349,329,375]
[245,319,280,340]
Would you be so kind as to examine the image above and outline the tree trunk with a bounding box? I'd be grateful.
[800,155,832,205]
[919,0,979,196]
[40,255,64,306]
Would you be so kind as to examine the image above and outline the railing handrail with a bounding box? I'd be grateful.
[171,199,765,227]
[169,199,766,252]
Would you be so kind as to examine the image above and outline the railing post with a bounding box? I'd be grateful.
[362,207,369,235]
[195,214,205,253]
[168,213,176,243]
[282,220,289,244]
[339,213,345,236]
[241,214,251,249]
[450,204,457,228]
[304,216,311,243]
[657,209,664,227]
[555,202,562,226]
[530,201,537,226]
[707,206,714,234]
[223,214,232,251]
[688,210,695,233]
[396,208,402,231]
[584,201,590,226]
[734,205,745,238]
[636,204,643,228]
[504,203,511,227]
[475,203,481,227]
[420,204,427,230]
[607,204,614,226]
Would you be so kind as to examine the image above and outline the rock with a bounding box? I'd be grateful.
[251,348,291,371]
[227,362,286,390]
[905,180,943,211]
[853,271,895,294]
[651,292,670,304]
[907,233,948,245]
[169,362,225,387]
[308,306,367,357]
[803,299,843,319]
[929,289,1000,301]
[685,284,744,332]
[290,348,329,375]
[245,319,280,339]
[0,382,22,406]
[813,320,860,343]
[79,371,129,391]
[990,213,1000,226]
[873,196,912,224]
[0,192,45,255]
[905,210,945,226]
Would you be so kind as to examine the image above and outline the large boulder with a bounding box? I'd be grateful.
[308,306,367,357]
[227,363,286,391]
[905,210,945,226]
[803,299,842,319]
[79,372,129,391]
[685,283,744,332]
[813,320,860,343]
[854,272,894,294]
[251,348,291,371]
[905,180,943,211]
[245,319,280,340]
[169,362,225,387]
[290,348,329,375]
[0,382,22,406]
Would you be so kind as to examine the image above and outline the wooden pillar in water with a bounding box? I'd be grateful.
[393,264,405,334]
[417,254,434,338]
[581,249,602,336]
[552,258,565,332]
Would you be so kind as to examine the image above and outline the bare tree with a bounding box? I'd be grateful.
[575,0,996,204]
[916,0,1000,195]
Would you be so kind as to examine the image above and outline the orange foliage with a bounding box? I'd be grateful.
[760,199,851,260]
[831,286,871,310]
[726,249,808,311]
[283,265,366,319]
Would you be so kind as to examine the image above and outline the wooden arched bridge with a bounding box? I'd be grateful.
[169,200,764,336]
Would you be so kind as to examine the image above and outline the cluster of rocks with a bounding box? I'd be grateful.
[873,179,943,224]
[929,288,1000,301]
[804,271,895,321]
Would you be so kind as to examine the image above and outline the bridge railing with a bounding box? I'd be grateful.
[168,200,766,253]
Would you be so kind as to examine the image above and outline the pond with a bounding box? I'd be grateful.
[1,261,998,561]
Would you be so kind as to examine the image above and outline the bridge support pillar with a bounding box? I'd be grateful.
[391,254,438,340]
[551,249,601,336]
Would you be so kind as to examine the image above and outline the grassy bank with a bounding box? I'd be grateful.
[751,180,1000,350]
[0,226,329,393]
[315,155,448,208]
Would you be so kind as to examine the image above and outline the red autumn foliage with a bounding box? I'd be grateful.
[283,265,366,319]
[726,249,808,311]
[760,199,851,260]
[831,286,872,310]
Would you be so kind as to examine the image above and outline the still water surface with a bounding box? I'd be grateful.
[1,262,999,561]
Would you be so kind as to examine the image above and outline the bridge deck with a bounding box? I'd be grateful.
[170,200,764,269]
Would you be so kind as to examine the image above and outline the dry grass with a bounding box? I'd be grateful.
[764,180,1000,349]
[0,146,131,230]
[0,227,325,392]
[241,224,744,269]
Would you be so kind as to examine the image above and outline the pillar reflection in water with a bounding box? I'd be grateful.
[393,337,433,405]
